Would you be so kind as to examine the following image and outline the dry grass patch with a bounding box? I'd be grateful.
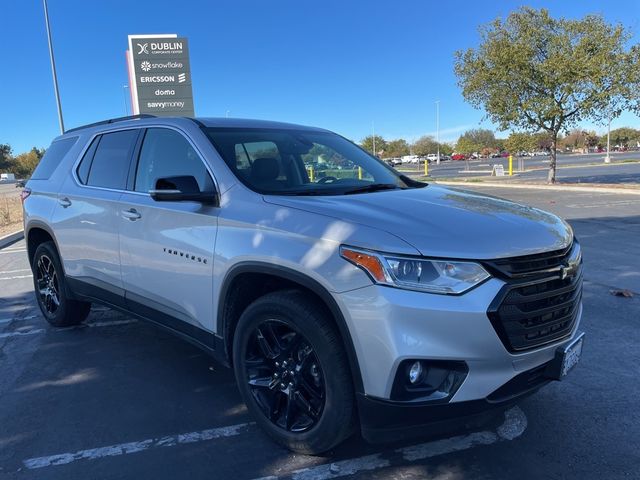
[0,194,23,237]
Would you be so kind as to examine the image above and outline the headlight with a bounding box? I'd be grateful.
[340,246,490,294]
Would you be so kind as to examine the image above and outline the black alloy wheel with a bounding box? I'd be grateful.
[245,320,325,432]
[32,241,91,327]
[35,254,60,316]
[233,290,355,454]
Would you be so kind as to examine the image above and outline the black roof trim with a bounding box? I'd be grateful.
[65,114,156,134]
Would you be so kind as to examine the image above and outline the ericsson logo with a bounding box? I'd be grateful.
[140,61,152,72]
[178,73,186,83]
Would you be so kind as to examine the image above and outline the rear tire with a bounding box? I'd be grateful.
[233,290,355,454]
[32,241,91,327]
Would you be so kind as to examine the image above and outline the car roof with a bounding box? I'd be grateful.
[57,115,330,142]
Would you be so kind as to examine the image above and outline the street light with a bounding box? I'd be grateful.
[43,0,65,133]
[372,121,376,157]
[122,85,130,115]
[435,100,440,165]
[605,119,611,163]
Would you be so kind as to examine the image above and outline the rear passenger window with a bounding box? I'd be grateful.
[30,137,78,180]
[86,130,138,190]
[134,128,213,193]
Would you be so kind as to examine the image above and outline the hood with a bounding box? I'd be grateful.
[264,185,572,260]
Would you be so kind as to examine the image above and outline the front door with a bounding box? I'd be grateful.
[118,127,219,341]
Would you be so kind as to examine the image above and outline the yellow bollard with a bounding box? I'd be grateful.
[424,159,428,176]
[358,166,363,180]
[508,155,513,176]
[308,166,314,182]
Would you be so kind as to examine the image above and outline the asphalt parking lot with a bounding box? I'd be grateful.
[1,186,639,479]
[403,152,640,185]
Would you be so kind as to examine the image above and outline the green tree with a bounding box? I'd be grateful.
[0,144,13,171]
[455,128,497,154]
[12,149,41,177]
[412,135,439,156]
[439,142,454,156]
[454,7,640,183]
[533,131,554,151]
[559,129,587,152]
[385,139,410,158]
[584,131,600,149]
[360,135,387,157]
[604,127,640,148]
[504,132,537,154]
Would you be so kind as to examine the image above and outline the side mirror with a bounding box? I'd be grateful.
[149,175,217,205]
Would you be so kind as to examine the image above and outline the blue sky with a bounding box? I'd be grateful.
[2,0,640,153]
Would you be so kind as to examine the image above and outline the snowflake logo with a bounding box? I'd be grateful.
[140,61,152,72]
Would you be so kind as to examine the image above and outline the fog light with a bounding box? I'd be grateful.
[408,361,423,384]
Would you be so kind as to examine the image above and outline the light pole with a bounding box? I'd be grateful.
[122,85,130,115]
[372,121,376,157]
[435,100,440,165]
[43,0,65,133]
[604,119,611,163]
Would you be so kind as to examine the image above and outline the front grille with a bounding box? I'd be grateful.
[486,241,583,352]
[484,243,573,278]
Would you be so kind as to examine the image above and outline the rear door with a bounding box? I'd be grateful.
[51,129,141,304]
[118,127,219,341]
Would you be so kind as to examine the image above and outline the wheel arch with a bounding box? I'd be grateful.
[25,221,60,269]
[217,262,365,394]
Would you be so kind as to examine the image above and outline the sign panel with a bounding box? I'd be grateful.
[127,34,195,117]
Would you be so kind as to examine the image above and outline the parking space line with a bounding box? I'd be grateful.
[23,422,254,469]
[0,329,45,339]
[252,407,527,480]
[0,274,32,280]
[0,268,31,274]
[0,315,38,324]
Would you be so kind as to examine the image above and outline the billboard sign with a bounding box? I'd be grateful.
[127,34,195,117]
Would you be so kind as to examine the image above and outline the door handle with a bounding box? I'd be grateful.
[122,208,142,221]
[58,197,71,208]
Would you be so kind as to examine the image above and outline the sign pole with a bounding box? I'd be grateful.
[43,0,65,133]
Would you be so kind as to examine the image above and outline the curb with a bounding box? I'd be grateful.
[0,230,24,249]
[436,181,640,195]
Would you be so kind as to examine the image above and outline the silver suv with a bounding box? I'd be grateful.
[22,116,584,454]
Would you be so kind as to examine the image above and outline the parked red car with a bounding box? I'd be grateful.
[451,153,467,161]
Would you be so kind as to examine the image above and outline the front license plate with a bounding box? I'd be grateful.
[560,334,583,378]
[546,332,584,380]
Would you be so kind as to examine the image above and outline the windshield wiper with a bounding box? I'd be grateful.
[343,183,400,195]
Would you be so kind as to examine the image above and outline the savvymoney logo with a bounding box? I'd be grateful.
[140,61,152,72]
[137,43,149,54]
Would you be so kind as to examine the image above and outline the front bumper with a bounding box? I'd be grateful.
[336,279,583,439]
[358,347,577,443]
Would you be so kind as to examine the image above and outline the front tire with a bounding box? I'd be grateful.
[32,241,91,327]
[233,290,355,454]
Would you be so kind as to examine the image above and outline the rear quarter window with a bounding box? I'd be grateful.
[30,137,78,180]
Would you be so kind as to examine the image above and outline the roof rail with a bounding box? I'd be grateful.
[64,114,156,134]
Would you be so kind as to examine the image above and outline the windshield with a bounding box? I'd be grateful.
[204,127,418,195]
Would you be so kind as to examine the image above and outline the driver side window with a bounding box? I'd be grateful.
[135,128,214,193]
